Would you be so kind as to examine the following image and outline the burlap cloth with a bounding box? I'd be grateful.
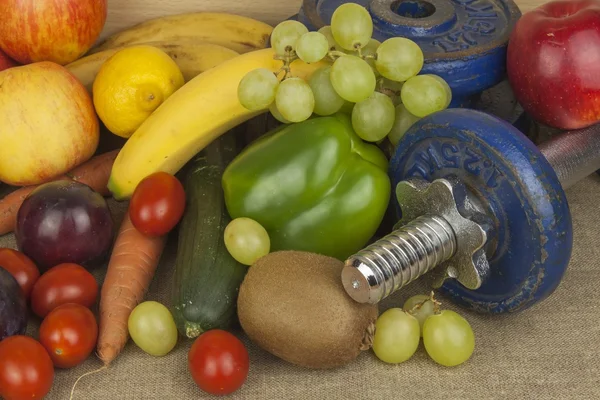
[2,172,593,399]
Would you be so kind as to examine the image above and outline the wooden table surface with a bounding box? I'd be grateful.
[103,0,549,39]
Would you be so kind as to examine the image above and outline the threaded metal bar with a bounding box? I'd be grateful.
[341,214,457,304]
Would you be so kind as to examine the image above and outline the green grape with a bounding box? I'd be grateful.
[362,38,381,54]
[379,77,403,106]
[339,100,355,115]
[224,217,271,266]
[275,77,315,122]
[308,66,344,116]
[269,103,290,124]
[375,37,424,82]
[381,77,404,92]
[423,310,475,367]
[403,294,435,337]
[401,74,452,118]
[271,20,309,55]
[330,3,373,51]
[128,301,178,357]
[388,104,421,146]
[372,308,420,364]
[351,91,395,142]
[361,38,381,77]
[430,74,453,105]
[330,55,376,103]
[237,68,279,111]
[296,32,330,63]
[318,25,343,51]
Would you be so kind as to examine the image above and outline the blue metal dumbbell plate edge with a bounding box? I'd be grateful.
[388,108,573,313]
[294,0,522,107]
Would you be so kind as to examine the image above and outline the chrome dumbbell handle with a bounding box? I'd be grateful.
[539,123,600,190]
[342,124,600,305]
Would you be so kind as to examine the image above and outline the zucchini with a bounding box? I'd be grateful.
[171,132,247,338]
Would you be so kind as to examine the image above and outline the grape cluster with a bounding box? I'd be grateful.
[238,3,452,144]
[372,292,475,367]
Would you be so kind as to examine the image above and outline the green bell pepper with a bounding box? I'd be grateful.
[222,113,391,261]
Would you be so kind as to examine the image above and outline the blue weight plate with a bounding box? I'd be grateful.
[297,0,521,106]
[388,108,573,313]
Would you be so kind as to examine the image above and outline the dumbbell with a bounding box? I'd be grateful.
[341,108,600,313]
[293,0,522,108]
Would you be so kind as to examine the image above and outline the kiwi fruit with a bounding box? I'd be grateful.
[237,250,378,369]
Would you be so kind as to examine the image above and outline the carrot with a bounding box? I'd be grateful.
[64,150,120,196]
[97,212,167,365]
[0,149,119,236]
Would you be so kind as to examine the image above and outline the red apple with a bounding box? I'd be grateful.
[0,0,108,66]
[0,48,18,72]
[507,0,600,130]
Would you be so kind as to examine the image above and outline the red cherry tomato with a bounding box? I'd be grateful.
[31,263,98,318]
[0,248,40,298]
[129,172,186,237]
[188,329,250,396]
[39,303,98,369]
[0,335,54,400]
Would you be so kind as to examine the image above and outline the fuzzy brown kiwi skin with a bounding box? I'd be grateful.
[237,250,379,369]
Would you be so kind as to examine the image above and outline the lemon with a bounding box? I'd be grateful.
[92,45,185,138]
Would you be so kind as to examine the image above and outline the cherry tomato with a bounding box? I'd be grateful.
[188,329,250,396]
[31,263,98,318]
[0,335,54,400]
[0,248,40,298]
[129,172,186,237]
[39,303,98,368]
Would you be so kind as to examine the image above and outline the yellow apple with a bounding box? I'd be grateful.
[0,62,99,185]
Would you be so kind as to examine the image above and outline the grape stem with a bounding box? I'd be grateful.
[430,291,443,314]
[374,78,400,101]
[408,291,443,315]
[355,45,363,58]
[273,67,288,80]
[378,86,398,98]
[327,50,347,60]
[273,52,299,80]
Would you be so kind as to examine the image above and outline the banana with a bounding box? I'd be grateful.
[107,48,328,200]
[91,12,273,55]
[66,41,240,94]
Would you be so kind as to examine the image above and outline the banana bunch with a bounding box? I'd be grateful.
[107,48,328,200]
[66,12,273,93]
[93,12,273,55]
